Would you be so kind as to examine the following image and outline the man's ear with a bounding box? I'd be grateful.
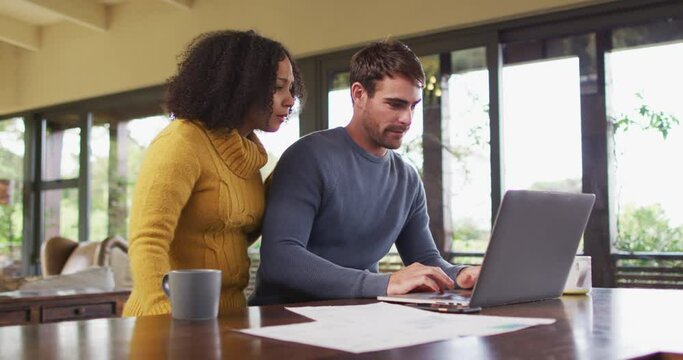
[350,82,366,108]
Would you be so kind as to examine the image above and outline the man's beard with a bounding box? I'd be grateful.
[362,119,406,150]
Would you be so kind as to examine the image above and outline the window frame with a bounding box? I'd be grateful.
[296,0,683,287]
[3,0,683,283]
[2,86,165,275]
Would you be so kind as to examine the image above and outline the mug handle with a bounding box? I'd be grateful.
[162,273,171,297]
[575,261,588,288]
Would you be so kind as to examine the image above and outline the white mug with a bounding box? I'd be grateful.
[563,255,592,295]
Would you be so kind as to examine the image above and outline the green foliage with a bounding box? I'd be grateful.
[612,93,680,139]
[42,188,79,241]
[530,178,582,193]
[0,119,24,260]
[448,255,483,266]
[610,93,681,253]
[330,72,350,92]
[617,257,683,269]
[0,121,23,179]
[90,126,110,241]
[615,204,683,253]
[0,183,22,254]
[450,47,487,73]
[400,137,424,177]
[451,219,488,252]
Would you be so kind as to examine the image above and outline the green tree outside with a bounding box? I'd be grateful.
[0,118,24,264]
[615,204,683,252]
[610,93,681,254]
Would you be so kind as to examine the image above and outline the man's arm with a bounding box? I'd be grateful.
[393,182,480,293]
[258,141,390,299]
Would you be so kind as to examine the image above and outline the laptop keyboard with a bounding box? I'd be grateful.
[426,292,471,304]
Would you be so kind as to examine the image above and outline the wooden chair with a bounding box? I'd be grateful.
[40,235,132,288]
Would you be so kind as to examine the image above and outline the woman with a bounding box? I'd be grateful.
[123,30,304,316]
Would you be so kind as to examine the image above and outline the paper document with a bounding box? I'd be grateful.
[239,302,555,353]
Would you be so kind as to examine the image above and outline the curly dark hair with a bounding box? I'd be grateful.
[350,40,424,98]
[166,30,304,130]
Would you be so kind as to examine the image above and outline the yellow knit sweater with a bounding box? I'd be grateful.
[123,119,267,317]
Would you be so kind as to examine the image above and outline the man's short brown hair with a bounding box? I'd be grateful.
[349,40,425,98]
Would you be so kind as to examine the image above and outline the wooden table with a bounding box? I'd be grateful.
[0,288,130,326]
[0,288,681,359]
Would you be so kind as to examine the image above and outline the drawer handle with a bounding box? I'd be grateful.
[74,307,86,315]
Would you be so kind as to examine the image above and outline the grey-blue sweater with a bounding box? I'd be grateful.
[250,127,464,305]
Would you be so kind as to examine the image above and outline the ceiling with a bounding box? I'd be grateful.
[0,0,191,51]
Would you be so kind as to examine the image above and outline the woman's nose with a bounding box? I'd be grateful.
[283,92,295,107]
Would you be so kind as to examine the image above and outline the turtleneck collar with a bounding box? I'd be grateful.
[203,126,268,179]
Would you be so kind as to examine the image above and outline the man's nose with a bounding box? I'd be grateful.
[398,109,413,126]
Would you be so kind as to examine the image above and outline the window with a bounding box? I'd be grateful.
[305,1,683,286]
[43,188,79,241]
[88,116,171,243]
[90,124,110,242]
[7,86,169,275]
[8,1,683,286]
[41,116,83,251]
[328,72,351,130]
[607,26,683,255]
[501,58,583,194]
[0,118,24,276]
[43,126,80,181]
[126,116,171,217]
[257,103,302,178]
[444,47,491,255]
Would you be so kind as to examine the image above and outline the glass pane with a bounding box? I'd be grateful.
[44,124,80,181]
[327,70,424,171]
[606,40,683,253]
[0,117,25,277]
[328,72,352,130]
[258,101,302,177]
[126,115,171,234]
[127,116,171,178]
[43,188,79,243]
[501,58,582,193]
[444,47,491,253]
[90,124,110,242]
[612,18,683,50]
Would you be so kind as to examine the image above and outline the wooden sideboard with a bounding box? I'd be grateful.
[0,288,130,326]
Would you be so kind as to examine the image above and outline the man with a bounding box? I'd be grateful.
[250,40,480,305]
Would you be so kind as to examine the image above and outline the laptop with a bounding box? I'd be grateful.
[377,190,596,312]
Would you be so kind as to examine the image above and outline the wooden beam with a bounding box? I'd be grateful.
[0,14,39,51]
[26,0,107,32]
[161,0,193,10]
[78,112,92,242]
